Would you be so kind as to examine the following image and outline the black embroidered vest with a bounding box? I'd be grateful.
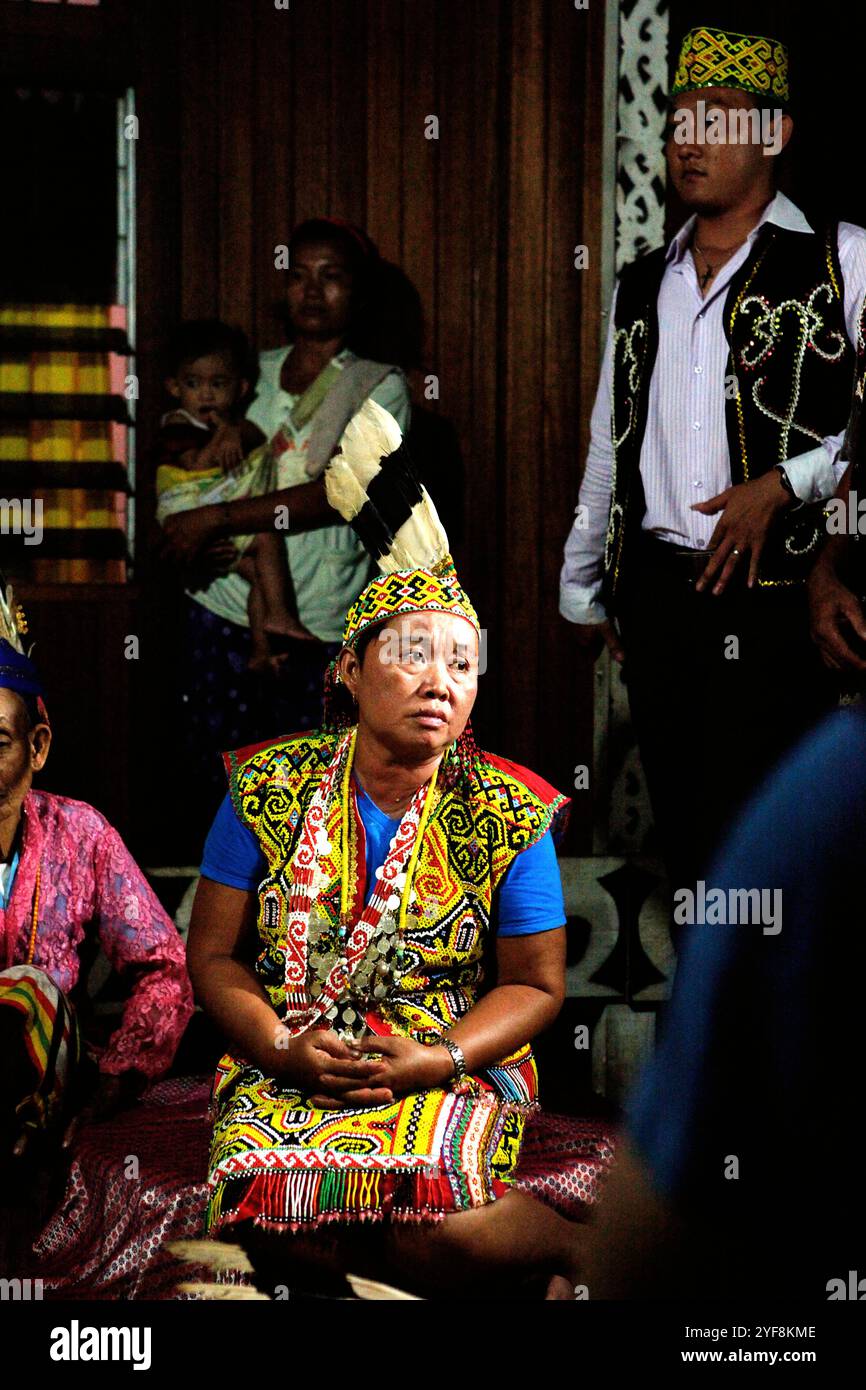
[841,295,866,586]
[602,222,853,608]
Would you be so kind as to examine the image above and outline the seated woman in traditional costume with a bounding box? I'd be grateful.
[0,584,194,1203]
[188,403,582,1298]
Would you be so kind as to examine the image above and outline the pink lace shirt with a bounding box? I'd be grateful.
[0,789,193,1077]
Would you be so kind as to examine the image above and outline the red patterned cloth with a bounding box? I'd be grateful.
[33,1077,214,1300]
[32,1076,617,1300]
[0,790,193,1076]
[513,1110,617,1218]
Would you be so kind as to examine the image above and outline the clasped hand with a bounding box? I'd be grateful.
[272,1028,453,1109]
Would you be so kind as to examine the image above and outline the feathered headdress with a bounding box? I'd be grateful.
[322,399,480,787]
[0,571,46,705]
[325,399,479,647]
[325,400,452,577]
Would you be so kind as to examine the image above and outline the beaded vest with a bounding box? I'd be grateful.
[602,221,853,608]
[224,728,569,1042]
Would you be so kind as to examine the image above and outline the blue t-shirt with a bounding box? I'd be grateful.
[201,779,565,935]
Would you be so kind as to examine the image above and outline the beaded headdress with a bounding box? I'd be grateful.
[342,565,479,651]
[672,25,790,105]
[322,399,481,788]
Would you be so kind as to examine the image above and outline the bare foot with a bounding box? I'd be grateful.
[264,613,320,642]
[545,1274,579,1300]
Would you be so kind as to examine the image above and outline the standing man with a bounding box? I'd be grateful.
[560,24,866,888]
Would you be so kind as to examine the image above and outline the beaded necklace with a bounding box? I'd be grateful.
[283,727,440,1039]
[338,733,438,933]
[25,864,41,965]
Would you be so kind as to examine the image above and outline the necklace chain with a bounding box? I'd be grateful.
[692,236,743,289]
[693,237,742,258]
[340,733,438,932]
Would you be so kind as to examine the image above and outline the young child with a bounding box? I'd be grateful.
[155,320,316,670]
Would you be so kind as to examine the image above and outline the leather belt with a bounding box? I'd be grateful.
[636,532,718,583]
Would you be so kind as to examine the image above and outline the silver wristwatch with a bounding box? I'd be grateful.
[440,1036,467,1088]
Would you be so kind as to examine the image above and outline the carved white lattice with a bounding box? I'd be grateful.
[576,4,674,1101]
[593,0,669,856]
[615,0,669,272]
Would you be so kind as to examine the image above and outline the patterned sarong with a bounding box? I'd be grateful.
[0,965,79,1144]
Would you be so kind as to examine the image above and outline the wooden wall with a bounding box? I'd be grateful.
[5,0,607,859]
[6,0,859,865]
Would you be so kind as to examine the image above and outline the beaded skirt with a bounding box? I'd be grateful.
[205,1039,539,1233]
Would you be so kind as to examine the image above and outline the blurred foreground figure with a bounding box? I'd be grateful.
[588,706,866,1299]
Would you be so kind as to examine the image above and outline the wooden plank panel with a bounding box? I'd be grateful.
[573,0,610,851]
[400,0,438,364]
[90,0,614,861]
[429,0,489,649]
[538,0,599,844]
[365,0,404,260]
[576,0,609,471]
[131,0,182,557]
[252,0,295,351]
[178,2,219,318]
[499,0,548,767]
[126,2,189,860]
[329,0,368,222]
[217,0,255,328]
[291,0,333,224]
[434,0,473,420]
[461,0,503,751]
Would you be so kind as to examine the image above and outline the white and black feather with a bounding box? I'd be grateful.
[325,399,450,573]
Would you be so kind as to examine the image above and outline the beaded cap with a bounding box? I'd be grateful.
[341,559,480,651]
[323,563,482,794]
[672,25,790,105]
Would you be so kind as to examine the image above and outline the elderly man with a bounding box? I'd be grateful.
[0,584,193,1171]
[560,23,866,889]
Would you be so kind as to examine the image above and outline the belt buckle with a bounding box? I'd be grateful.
[680,547,710,586]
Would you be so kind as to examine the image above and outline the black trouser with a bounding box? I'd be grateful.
[615,534,836,893]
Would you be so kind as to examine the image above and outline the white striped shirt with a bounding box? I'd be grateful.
[560,193,866,624]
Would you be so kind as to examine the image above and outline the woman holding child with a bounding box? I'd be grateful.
[160,219,410,814]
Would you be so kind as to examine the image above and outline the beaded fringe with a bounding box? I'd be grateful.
[207,1160,516,1236]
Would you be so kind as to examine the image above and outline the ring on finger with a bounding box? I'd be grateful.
[732,546,741,556]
